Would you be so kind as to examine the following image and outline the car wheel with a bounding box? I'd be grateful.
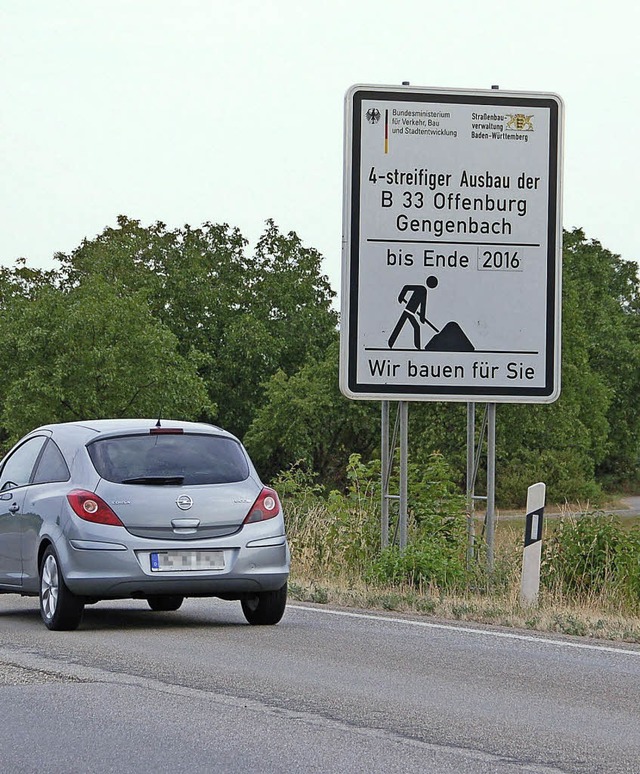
[39,547,84,631]
[241,583,287,625]
[147,595,184,612]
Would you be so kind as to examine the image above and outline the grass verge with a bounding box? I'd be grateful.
[279,457,640,644]
[288,575,640,643]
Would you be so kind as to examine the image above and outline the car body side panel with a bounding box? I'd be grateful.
[0,489,28,587]
[20,483,67,593]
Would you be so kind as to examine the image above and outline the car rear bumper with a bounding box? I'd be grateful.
[59,534,290,598]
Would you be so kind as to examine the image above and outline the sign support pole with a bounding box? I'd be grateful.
[380,401,404,549]
[466,402,476,566]
[466,403,497,572]
[381,400,390,548]
[486,403,497,571]
[399,401,409,549]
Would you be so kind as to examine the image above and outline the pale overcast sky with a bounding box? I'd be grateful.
[1,0,638,295]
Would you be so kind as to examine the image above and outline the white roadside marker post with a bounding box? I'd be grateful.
[520,482,546,607]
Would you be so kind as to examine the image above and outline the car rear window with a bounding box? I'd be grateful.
[87,433,250,485]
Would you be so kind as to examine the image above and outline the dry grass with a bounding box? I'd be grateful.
[286,498,640,644]
[288,575,640,643]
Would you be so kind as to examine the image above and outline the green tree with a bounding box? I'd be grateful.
[404,230,639,504]
[244,339,379,485]
[0,259,61,304]
[0,277,212,442]
[562,228,640,486]
[55,216,338,437]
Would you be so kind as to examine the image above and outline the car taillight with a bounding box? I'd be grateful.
[67,489,124,527]
[243,487,281,524]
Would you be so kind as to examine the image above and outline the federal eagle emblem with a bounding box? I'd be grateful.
[366,108,381,124]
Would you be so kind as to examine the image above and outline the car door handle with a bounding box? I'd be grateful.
[8,502,20,513]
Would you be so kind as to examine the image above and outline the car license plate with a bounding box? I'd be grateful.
[150,550,225,572]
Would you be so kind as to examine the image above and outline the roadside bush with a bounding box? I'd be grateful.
[497,448,602,508]
[280,451,470,590]
[279,452,640,626]
[368,452,468,589]
[542,514,640,605]
[276,454,380,577]
[367,537,466,589]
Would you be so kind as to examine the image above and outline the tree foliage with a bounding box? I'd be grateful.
[54,216,338,437]
[562,228,640,485]
[0,219,637,505]
[247,228,640,504]
[0,216,337,451]
[0,276,212,442]
[244,339,379,485]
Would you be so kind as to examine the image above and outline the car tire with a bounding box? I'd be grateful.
[39,547,84,631]
[241,583,287,625]
[147,595,184,612]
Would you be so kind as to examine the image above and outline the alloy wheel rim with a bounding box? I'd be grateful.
[41,555,59,620]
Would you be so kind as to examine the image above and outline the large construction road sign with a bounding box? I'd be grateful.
[340,85,564,402]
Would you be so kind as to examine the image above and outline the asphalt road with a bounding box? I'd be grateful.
[1,595,640,773]
[620,496,640,516]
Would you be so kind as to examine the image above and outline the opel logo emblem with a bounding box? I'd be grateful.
[176,494,193,511]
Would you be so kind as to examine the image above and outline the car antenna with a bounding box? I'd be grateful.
[155,413,162,428]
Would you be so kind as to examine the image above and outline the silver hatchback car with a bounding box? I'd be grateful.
[0,419,290,630]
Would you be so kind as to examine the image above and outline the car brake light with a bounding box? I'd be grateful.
[67,489,124,527]
[150,428,184,435]
[244,487,281,524]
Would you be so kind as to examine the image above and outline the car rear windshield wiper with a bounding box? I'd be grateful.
[121,476,185,485]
